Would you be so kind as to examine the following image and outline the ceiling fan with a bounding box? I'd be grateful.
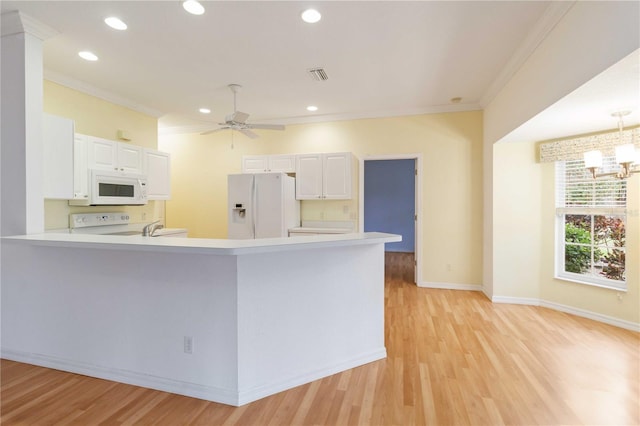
[200,84,285,139]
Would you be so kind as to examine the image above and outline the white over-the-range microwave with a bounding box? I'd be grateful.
[69,169,148,206]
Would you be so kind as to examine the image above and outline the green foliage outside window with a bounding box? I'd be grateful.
[564,215,625,281]
[564,222,592,273]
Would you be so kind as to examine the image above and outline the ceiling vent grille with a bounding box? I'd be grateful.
[307,67,328,81]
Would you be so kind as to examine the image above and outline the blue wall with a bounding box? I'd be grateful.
[364,159,415,252]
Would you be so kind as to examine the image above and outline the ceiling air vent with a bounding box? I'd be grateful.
[307,67,328,81]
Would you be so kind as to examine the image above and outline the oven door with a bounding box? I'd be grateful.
[89,170,148,205]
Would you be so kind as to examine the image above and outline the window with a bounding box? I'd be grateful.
[556,157,627,290]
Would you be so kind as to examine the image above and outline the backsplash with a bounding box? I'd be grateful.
[44,199,165,230]
[300,199,358,229]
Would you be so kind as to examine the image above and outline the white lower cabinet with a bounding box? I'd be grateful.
[296,152,352,200]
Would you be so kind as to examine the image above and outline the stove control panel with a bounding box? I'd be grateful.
[70,213,131,229]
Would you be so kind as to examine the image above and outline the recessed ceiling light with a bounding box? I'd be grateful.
[104,17,127,30]
[301,9,321,23]
[183,0,205,15]
[199,108,211,114]
[306,106,318,112]
[78,51,98,61]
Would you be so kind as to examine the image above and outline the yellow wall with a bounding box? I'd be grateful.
[493,142,542,299]
[493,139,639,324]
[160,111,484,286]
[43,80,162,229]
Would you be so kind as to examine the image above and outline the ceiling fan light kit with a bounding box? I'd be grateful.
[200,84,286,139]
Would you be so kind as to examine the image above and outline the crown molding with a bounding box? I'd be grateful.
[1,10,59,40]
[158,103,482,136]
[44,70,164,118]
[479,1,575,108]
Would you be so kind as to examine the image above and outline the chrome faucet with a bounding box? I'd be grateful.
[142,220,163,237]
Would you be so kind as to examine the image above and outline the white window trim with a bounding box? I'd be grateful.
[554,160,628,291]
[554,213,628,292]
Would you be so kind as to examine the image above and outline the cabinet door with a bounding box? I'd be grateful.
[242,156,268,173]
[323,152,352,199]
[117,143,143,174]
[144,149,171,200]
[268,155,296,173]
[43,114,74,199]
[73,134,89,200]
[87,136,117,171]
[295,154,323,199]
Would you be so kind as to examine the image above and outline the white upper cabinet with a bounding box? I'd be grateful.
[242,156,269,173]
[43,113,75,199]
[296,152,352,200]
[87,136,117,170]
[87,136,143,174]
[268,155,296,173]
[242,155,296,173]
[295,154,324,199]
[143,148,171,200]
[323,153,352,199]
[73,134,89,200]
[118,143,144,174]
[74,133,169,201]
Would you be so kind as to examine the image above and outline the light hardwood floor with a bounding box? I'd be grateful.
[2,252,638,425]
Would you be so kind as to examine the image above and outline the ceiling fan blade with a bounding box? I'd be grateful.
[200,127,228,136]
[246,123,286,131]
[239,129,259,139]
[227,111,250,124]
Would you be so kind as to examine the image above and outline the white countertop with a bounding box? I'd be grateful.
[2,232,401,255]
[289,227,352,234]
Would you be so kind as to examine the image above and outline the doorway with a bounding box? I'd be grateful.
[360,155,421,284]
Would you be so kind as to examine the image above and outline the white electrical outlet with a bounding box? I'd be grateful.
[184,336,193,354]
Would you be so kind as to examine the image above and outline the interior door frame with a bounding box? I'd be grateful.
[359,154,422,284]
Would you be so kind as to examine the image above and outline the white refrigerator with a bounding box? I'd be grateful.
[228,173,300,239]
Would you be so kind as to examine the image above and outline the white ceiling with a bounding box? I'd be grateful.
[1,1,638,140]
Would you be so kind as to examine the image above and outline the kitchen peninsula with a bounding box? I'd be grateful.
[1,232,399,406]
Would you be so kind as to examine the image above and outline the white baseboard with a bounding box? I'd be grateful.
[491,296,639,332]
[1,349,240,405]
[491,295,541,306]
[1,347,387,407]
[416,285,638,332]
[418,281,483,291]
[236,349,386,405]
[539,300,640,332]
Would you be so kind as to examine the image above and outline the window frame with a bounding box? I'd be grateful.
[555,160,627,291]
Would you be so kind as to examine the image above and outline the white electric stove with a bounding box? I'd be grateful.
[69,213,187,237]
